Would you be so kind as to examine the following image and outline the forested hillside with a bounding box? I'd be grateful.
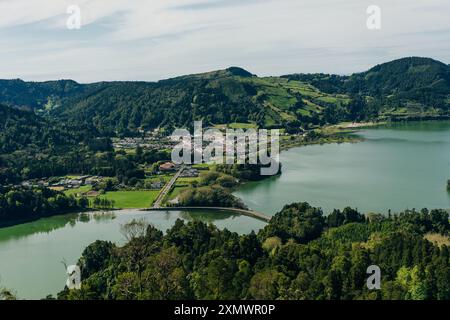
[0,186,87,226]
[1,57,450,184]
[0,104,145,184]
[0,79,101,111]
[283,57,450,119]
[57,202,450,300]
[0,104,85,182]
[1,57,449,137]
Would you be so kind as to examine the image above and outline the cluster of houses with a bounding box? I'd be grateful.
[158,162,199,178]
[159,162,178,172]
[21,175,103,190]
[180,167,199,178]
[147,180,165,190]
[113,135,174,150]
[17,161,200,193]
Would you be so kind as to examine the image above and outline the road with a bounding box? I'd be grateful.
[152,165,185,208]
[150,164,271,222]
[145,206,271,222]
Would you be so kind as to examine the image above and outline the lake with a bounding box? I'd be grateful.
[1,120,449,299]
[0,210,266,299]
[235,121,450,215]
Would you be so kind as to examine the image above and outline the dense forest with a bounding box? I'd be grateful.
[0,103,173,184]
[0,57,449,138]
[1,57,450,301]
[56,202,450,300]
[1,57,449,185]
[0,186,87,226]
[283,57,450,119]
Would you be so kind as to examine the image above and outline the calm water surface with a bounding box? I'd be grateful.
[0,210,265,299]
[235,121,450,215]
[1,121,449,299]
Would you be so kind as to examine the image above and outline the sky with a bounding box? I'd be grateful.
[0,0,449,82]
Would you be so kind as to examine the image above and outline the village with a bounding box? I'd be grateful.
[111,129,174,150]
[10,123,286,208]
[19,162,199,189]
[17,161,200,206]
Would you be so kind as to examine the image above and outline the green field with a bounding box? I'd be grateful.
[63,185,92,196]
[228,122,257,129]
[164,186,186,203]
[177,176,201,183]
[144,174,172,183]
[99,190,160,208]
[214,122,257,129]
[192,163,213,170]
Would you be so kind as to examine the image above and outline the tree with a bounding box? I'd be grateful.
[78,240,115,279]
[120,219,149,242]
[0,288,16,300]
[249,270,287,300]
[259,202,325,243]
[141,247,190,299]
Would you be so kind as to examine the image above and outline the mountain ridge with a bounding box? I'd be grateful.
[0,57,449,136]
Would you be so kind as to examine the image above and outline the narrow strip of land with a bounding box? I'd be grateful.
[152,165,185,208]
[145,206,271,222]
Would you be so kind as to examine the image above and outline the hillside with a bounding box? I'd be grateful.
[0,57,449,136]
[0,104,117,184]
[0,79,103,111]
[0,104,82,153]
[0,69,356,135]
[283,57,450,119]
[0,104,82,183]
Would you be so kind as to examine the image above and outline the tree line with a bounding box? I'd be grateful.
[56,202,449,300]
[0,186,88,226]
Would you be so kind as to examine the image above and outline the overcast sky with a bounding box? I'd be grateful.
[0,0,449,82]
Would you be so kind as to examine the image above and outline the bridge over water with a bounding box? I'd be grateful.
[149,165,271,222]
[144,206,271,223]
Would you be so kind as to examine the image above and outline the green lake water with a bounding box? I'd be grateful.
[235,121,450,215]
[1,121,449,299]
[0,210,266,299]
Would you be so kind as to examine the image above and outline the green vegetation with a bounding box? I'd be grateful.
[2,57,449,186]
[283,57,450,122]
[172,167,269,208]
[0,104,171,185]
[165,186,185,202]
[216,162,281,181]
[64,185,92,196]
[1,57,448,144]
[178,186,245,209]
[57,202,450,300]
[0,186,88,227]
[98,190,159,209]
[1,57,450,300]
[214,122,257,129]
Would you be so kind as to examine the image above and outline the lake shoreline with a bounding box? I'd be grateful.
[0,207,120,230]
[235,120,450,215]
[2,119,448,230]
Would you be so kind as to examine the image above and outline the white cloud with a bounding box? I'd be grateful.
[0,0,449,81]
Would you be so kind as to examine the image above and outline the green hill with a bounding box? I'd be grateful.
[0,57,449,136]
[283,57,450,119]
[0,104,116,184]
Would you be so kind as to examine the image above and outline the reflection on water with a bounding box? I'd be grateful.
[0,209,266,299]
[235,121,450,215]
[179,210,238,222]
[0,214,76,243]
[0,211,118,243]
